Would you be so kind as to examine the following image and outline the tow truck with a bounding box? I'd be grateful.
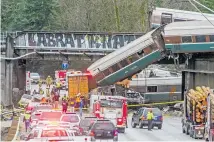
[92,95,128,133]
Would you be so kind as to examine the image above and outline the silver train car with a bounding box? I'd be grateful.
[87,27,165,86]
[151,7,214,29]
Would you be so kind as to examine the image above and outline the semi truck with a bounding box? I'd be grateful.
[181,69,214,139]
[205,90,214,142]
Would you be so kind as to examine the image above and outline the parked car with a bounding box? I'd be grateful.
[79,117,98,135]
[18,94,34,108]
[88,119,118,142]
[131,107,163,129]
[30,73,40,84]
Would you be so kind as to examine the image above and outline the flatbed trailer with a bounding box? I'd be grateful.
[181,69,214,139]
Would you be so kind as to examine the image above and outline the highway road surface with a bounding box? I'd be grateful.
[19,84,203,141]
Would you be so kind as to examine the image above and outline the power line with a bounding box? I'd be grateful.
[188,0,214,27]
[192,0,214,14]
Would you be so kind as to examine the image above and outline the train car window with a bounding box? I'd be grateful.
[195,35,206,42]
[161,13,172,25]
[103,68,111,77]
[174,19,186,22]
[119,59,129,67]
[111,63,120,72]
[181,36,192,43]
[128,53,139,63]
[137,50,144,57]
[209,35,214,42]
[142,46,152,55]
[147,86,157,92]
[95,72,105,81]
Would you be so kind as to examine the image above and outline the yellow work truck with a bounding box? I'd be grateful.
[68,71,96,107]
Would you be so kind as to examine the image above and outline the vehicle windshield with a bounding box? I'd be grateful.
[30,73,40,77]
[60,115,79,123]
[93,122,115,130]
[40,112,62,121]
[144,108,162,116]
[41,130,68,137]
[80,119,96,127]
[22,94,32,100]
[100,100,122,108]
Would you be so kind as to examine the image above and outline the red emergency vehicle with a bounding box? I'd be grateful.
[92,95,127,133]
[55,70,67,89]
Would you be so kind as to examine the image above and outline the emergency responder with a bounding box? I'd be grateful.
[70,96,75,112]
[38,79,42,88]
[62,99,68,113]
[76,93,81,108]
[39,88,44,95]
[147,109,154,131]
[53,92,60,109]
[56,81,61,94]
[46,87,50,98]
[46,76,53,88]
[62,94,68,102]
[79,98,84,117]
[23,111,31,132]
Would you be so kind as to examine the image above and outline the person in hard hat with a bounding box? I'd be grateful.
[46,76,53,88]
[56,81,61,94]
[147,109,154,131]
[23,111,31,132]
[76,93,81,108]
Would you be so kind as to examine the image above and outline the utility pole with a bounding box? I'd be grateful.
[4,35,14,108]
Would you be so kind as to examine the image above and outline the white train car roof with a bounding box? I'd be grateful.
[163,20,214,36]
[153,7,214,20]
[130,76,182,86]
[88,29,157,75]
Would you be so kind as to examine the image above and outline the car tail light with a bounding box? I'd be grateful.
[89,131,95,136]
[114,130,118,136]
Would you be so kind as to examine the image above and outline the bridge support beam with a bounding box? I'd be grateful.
[4,36,14,108]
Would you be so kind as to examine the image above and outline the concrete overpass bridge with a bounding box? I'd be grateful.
[1,31,146,107]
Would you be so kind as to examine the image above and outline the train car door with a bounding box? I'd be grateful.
[161,13,172,25]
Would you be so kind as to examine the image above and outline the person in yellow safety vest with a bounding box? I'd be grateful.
[46,76,53,88]
[38,79,43,88]
[62,94,68,102]
[147,109,154,131]
[23,111,31,132]
[56,81,61,94]
[76,93,81,108]
[39,88,44,95]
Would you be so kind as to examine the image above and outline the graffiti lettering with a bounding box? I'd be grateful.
[15,32,144,50]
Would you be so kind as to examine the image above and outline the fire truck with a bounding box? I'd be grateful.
[91,95,128,133]
[55,70,67,89]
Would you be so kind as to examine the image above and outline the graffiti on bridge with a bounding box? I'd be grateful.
[15,32,144,50]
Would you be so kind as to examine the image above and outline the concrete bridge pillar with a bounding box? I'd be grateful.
[17,59,26,91]
[4,36,14,107]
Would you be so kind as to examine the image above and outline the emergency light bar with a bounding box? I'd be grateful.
[85,117,97,119]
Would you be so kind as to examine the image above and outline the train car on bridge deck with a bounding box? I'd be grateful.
[87,26,165,86]
[151,7,214,29]
[162,20,214,53]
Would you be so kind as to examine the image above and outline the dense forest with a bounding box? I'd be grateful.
[2,0,214,32]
